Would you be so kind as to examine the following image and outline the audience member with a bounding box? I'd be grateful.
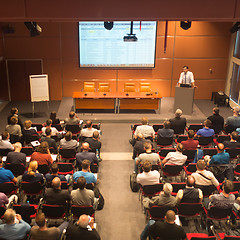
[225,106,240,133]
[169,109,186,135]
[22,120,38,140]
[143,183,176,209]
[161,143,187,166]
[85,131,102,154]
[60,131,79,149]
[223,131,240,149]
[44,177,71,206]
[41,128,58,153]
[30,141,53,166]
[64,111,80,125]
[209,143,230,165]
[157,120,174,138]
[5,116,22,137]
[6,142,26,166]
[207,107,224,134]
[50,111,60,125]
[0,209,31,240]
[132,133,146,159]
[140,210,186,240]
[137,161,160,186]
[7,107,23,129]
[134,141,160,173]
[0,131,14,150]
[41,119,59,136]
[134,117,155,140]
[66,214,101,240]
[45,162,68,183]
[0,157,17,183]
[181,129,199,150]
[195,119,214,137]
[22,161,44,184]
[176,175,203,204]
[81,120,98,138]
[73,160,97,184]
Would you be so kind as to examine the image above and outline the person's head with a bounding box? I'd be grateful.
[24,120,32,129]
[165,210,176,223]
[204,119,212,128]
[213,107,219,115]
[38,141,49,154]
[176,143,184,153]
[223,180,233,194]
[50,111,57,121]
[52,177,61,189]
[163,183,173,195]
[45,128,52,137]
[142,160,152,173]
[137,133,143,141]
[14,142,22,151]
[188,130,195,139]
[1,131,9,140]
[77,176,87,190]
[183,66,189,73]
[78,214,89,228]
[35,213,46,228]
[233,107,240,116]
[64,131,72,141]
[86,120,92,128]
[46,119,52,127]
[51,162,59,174]
[175,109,182,118]
[196,160,206,171]
[93,131,99,139]
[4,209,16,224]
[10,107,18,115]
[141,117,148,125]
[81,160,90,170]
[163,120,171,129]
[28,161,38,176]
[82,142,89,151]
[231,131,239,141]
[10,116,18,125]
[69,111,76,118]
[186,175,195,187]
[217,143,224,152]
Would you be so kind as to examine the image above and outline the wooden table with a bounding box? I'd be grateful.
[73,92,161,113]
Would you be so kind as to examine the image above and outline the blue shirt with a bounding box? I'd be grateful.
[196,127,214,137]
[73,171,97,184]
[0,168,15,183]
[209,152,230,165]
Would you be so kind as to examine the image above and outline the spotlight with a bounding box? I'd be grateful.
[230,22,240,33]
[180,21,191,30]
[104,22,114,30]
[24,22,42,37]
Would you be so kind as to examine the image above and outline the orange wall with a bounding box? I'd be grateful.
[2,21,232,100]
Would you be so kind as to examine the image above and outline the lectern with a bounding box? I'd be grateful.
[174,86,195,115]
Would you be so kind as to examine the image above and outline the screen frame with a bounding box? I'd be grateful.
[78,21,158,69]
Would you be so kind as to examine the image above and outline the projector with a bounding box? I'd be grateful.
[123,34,138,42]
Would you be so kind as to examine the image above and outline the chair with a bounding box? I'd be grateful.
[98,83,110,92]
[139,82,151,92]
[213,135,230,145]
[52,124,63,131]
[13,204,38,221]
[186,233,216,240]
[203,148,217,157]
[158,148,176,160]
[65,125,81,135]
[157,136,173,147]
[184,163,197,175]
[175,135,188,144]
[139,183,163,202]
[10,134,21,144]
[183,149,196,164]
[124,83,136,92]
[198,136,214,147]
[146,205,176,221]
[31,123,43,133]
[37,164,50,175]
[161,164,184,177]
[234,164,240,179]
[23,134,39,145]
[42,204,66,219]
[152,124,164,134]
[171,182,186,196]
[90,162,98,173]
[0,182,17,196]
[21,181,44,196]
[5,163,25,176]
[21,147,34,156]
[225,148,240,159]
[187,124,203,132]
[84,82,95,92]
[0,207,6,219]
[0,149,12,157]
[195,185,218,198]
[177,202,203,218]
[71,205,94,219]
[57,162,74,175]
[59,148,76,162]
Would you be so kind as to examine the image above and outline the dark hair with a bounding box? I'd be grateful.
[69,111,75,118]
[188,130,195,139]
[86,120,92,128]
[176,143,184,152]
[45,128,52,136]
[82,160,90,170]
[163,120,171,129]
[213,107,219,115]
[196,160,206,170]
[38,142,49,154]
[186,175,195,187]
[143,160,152,172]
[46,119,52,126]
[50,111,57,121]
[1,131,9,140]
[231,131,239,141]
[10,116,18,125]
[77,176,86,190]
[65,131,72,141]
[36,213,46,228]
[223,180,233,194]
[10,107,18,115]
[183,66,189,69]
[93,131,99,139]
[204,119,212,128]
[51,162,58,174]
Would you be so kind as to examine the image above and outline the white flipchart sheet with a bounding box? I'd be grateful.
[29,74,49,102]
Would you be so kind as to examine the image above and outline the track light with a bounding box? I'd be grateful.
[104,22,114,30]
[24,22,42,37]
[230,22,240,34]
[180,21,191,30]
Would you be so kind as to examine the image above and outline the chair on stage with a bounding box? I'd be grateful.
[124,83,136,92]
[98,83,110,92]
[84,82,95,92]
[139,83,151,92]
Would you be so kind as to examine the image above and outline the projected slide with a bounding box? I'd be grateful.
[79,21,157,68]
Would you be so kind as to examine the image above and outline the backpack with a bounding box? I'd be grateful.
[130,172,139,192]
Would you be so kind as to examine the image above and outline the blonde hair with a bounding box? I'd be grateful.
[24,120,32,129]
[28,161,38,176]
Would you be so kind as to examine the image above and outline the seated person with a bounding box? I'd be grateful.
[209,143,230,165]
[181,130,199,150]
[85,131,102,154]
[0,131,14,150]
[223,131,240,149]
[44,177,71,206]
[81,120,98,139]
[6,142,26,166]
[0,209,31,240]
[195,119,214,137]
[134,117,155,141]
[45,162,68,184]
[132,133,146,159]
[169,109,186,135]
[137,161,160,186]
[50,111,60,125]
[207,107,224,134]
[60,131,79,149]
[41,128,57,153]
[225,106,240,133]
[0,157,17,184]
[64,111,80,125]
[143,183,176,209]
[5,116,22,137]
[7,107,23,129]
[22,120,39,141]
[157,120,174,138]
[176,175,203,204]
[41,119,59,136]
[22,160,44,184]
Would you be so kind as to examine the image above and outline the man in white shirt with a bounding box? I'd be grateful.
[137,161,160,186]
[41,119,59,136]
[81,120,98,138]
[178,66,196,88]
[134,117,155,140]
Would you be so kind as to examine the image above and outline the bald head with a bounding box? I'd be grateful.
[78,214,89,228]
[82,142,89,151]
[165,210,176,223]
[217,143,224,152]
[52,177,61,189]
[186,175,195,187]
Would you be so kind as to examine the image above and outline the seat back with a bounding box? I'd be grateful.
[31,123,43,133]
[0,207,6,219]
[162,165,183,176]
[183,149,196,162]
[71,205,94,219]
[225,148,240,159]
[203,148,217,156]
[158,148,176,159]
[186,233,216,240]
[59,148,76,159]
[149,205,176,220]
[13,204,37,220]
[195,185,217,197]
[198,136,213,146]
[57,162,74,175]
[10,134,21,144]
[5,163,25,176]
[177,202,203,217]
[84,82,95,92]
[216,135,231,143]
[157,136,173,146]
[21,181,43,195]
[184,163,197,175]
[65,125,81,134]
[176,135,188,143]
[21,147,34,156]
[99,83,110,92]
[207,206,232,219]
[0,182,17,196]
[152,124,163,133]
[171,182,186,196]
[52,124,63,131]
[23,134,39,145]
[124,83,136,92]
[139,82,151,92]
[188,124,203,132]
[141,183,163,197]
[0,149,12,157]
[37,164,50,175]
[42,204,66,219]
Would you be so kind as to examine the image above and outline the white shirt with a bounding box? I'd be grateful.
[41,127,59,136]
[164,151,187,165]
[134,125,155,138]
[192,170,219,187]
[178,71,194,85]
[136,170,160,186]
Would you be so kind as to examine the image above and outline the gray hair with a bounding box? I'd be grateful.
[163,183,173,195]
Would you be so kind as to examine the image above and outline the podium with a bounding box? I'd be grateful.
[174,86,195,115]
